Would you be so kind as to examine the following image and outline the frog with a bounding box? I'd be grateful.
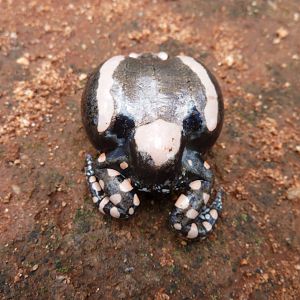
[81,52,224,239]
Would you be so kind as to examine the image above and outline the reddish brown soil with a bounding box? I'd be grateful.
[0,1,300,299]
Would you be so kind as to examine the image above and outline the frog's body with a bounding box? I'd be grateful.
[82,52,224,239]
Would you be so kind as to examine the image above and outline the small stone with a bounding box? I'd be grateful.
[124,267,134,273]
[32,264,39,271]
[295,264,300,271]
[1,193,12,204]
[240,258,249,266]
[56,275,66,282]
[287,186,300,200]
[14,159,21,165]
[295,145,300,153]
[276,27,289,39]
[10,32,17,39]
[40,161,45,166]
[16,57,29,66]
[12,184,21,195]
[79,73,87,81]
[262,273,269,281]
[62,201,67,207]
[44,24,51,32]
[292,54,299,60]
[225,54,234,67]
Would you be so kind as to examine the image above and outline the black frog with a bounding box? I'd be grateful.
[81,52,224,239]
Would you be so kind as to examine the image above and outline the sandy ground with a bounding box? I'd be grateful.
[0,0,300,299]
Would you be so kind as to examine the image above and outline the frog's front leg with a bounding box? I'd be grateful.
[85,149,140,219]
[169,150,223,239]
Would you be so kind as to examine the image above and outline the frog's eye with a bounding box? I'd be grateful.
[183,108,202,135]
[112,114,135,138]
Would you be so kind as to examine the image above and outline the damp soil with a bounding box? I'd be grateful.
[0,1,300,299]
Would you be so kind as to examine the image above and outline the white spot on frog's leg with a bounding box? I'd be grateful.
[175,194,189,210]
[188,160,193,166]
[99,180,105,190]
[128,207,134,215]
[107,169,120,177]
[203,193,210,204]
[120,162,128,169]
[99,197,109,214]
[204,161,210,169]
[98,153,106,163]
[210,209,218,220]
[119,179,133,192]
[134,119,181,166]
[173,223,182,230]
[110,207,120,218]
[202,221,212,232]
[92,182,101,192]
[186,208,199,219]
[110,193,122,205]
[96,55,125,133]
[157,52,168,60]
[187,223,198,239]
[89,176,96,183]
[133,194,140,206]
[189,180,202,190]
[178,56,219,131]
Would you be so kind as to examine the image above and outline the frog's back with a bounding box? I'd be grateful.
[81,53,223,153]
[111,53,208,127]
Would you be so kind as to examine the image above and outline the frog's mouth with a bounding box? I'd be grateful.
[133,119,181,167]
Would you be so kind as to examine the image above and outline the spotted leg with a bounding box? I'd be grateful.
[170,150,223,240]
[85,151,140,219]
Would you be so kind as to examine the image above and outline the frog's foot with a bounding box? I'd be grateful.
[85,154,140,219]
[170,189,223,240]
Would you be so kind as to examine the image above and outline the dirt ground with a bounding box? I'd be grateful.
[0,0,299,299]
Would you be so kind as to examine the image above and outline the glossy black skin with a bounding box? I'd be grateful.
[81,54,224,192]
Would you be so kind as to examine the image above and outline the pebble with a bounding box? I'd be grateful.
[16,57,30,66]
[225,54,234,67]
[292,54,299,60]
[276,27,289,39]
[287,187,300,200]
[1,193,12,204]
[32,264,39,271]
[11,184,21,195]
[79,73,87,81]
[14,159,21,165]
[240,258,249,266]
[273,27,289,44]
[124,267,134,273]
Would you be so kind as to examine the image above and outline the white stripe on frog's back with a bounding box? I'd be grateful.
[177,56,218,132]
[96,55,125,133]
[129,52,168,60]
